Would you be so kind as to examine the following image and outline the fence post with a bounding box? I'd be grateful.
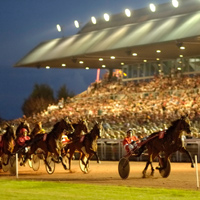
[195,155,199,189]
[16,153,18,178]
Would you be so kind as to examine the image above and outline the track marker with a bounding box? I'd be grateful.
[195,155,199,189]
[16,153,18,178]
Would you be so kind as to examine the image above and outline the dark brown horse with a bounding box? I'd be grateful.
[64,121,102,171]
[0,124,15,166]
[142,116,194,178]
[21,117,74,171]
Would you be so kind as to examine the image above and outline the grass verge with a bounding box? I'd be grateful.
[0,179,199,200]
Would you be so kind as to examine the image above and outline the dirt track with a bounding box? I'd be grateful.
[0,160,199,190]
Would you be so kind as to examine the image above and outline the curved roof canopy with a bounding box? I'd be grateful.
[14,0,200,70]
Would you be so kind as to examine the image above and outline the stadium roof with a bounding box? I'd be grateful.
[14,0,200,70]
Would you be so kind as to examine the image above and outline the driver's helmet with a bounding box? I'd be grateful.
[20,128,28,134]
[127,128,133,135]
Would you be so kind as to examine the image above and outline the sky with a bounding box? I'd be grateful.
[0,0,169,120]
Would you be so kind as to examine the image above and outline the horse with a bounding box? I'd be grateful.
[141,116,194,178]
[64,121,102,172]
[21,117,74,171]
[0,124,15,167]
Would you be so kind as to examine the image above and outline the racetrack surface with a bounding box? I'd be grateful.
[0,160,199,190]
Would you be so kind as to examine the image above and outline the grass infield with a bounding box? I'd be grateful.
[0,179,199,200]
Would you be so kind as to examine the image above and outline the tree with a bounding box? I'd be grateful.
[57,84,75,101]
[22,84,55,117]
[30,84,54,101]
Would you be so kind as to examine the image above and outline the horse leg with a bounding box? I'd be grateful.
[20,147,32,166]
[179,147,195,168]
[150,162,155,176]
[142,160,150,178]
[68,148,75,172]
[149,153,157,176]
[43,153,52,172]
[51,149,67,170]
[93,151,101,164]
[142,152,154,178]
[59,154,67,170]
[86,148,101,164]
[2,154,10,165]
[80,152,88,167]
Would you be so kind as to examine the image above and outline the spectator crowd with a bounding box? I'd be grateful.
[10,73,200,139]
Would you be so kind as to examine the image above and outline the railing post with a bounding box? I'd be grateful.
[16,153,18,178]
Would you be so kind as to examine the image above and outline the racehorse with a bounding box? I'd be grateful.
[0,124,15,166]
[142,116,194,178]
[21,117,74,171]
[65,121,102,172]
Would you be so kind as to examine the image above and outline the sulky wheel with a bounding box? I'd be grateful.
[159,158,171,178]
[45,155,55,174]
[118,157,130,179]
[32,154,40,171]
[79,156,89,174]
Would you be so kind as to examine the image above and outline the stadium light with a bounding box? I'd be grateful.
[91,16,97,24]
[172,0,179,8]
[56,24,62,32]
[125,9,131,17]
[149,3,156,12]
[104,13,110,21]
[74,20,80,28]
[56,24,64,37]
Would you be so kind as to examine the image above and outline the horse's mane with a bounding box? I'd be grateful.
[4,125,15,139]
[89,122,101,139]
[166,119,182,134]
[50,121,61,133]
[72,124,78,129]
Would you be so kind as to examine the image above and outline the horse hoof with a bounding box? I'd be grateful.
[142,174,146,178]
[142,171,146,178]
[98,161,101,164]
[191,164,195,168]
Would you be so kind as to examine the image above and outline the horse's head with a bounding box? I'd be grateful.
[62,117,74,134]
[78,119,89,134]
[31,121,44,136]
[5,123,16,139]
[180,116,191,135]
[91,121,103,139]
